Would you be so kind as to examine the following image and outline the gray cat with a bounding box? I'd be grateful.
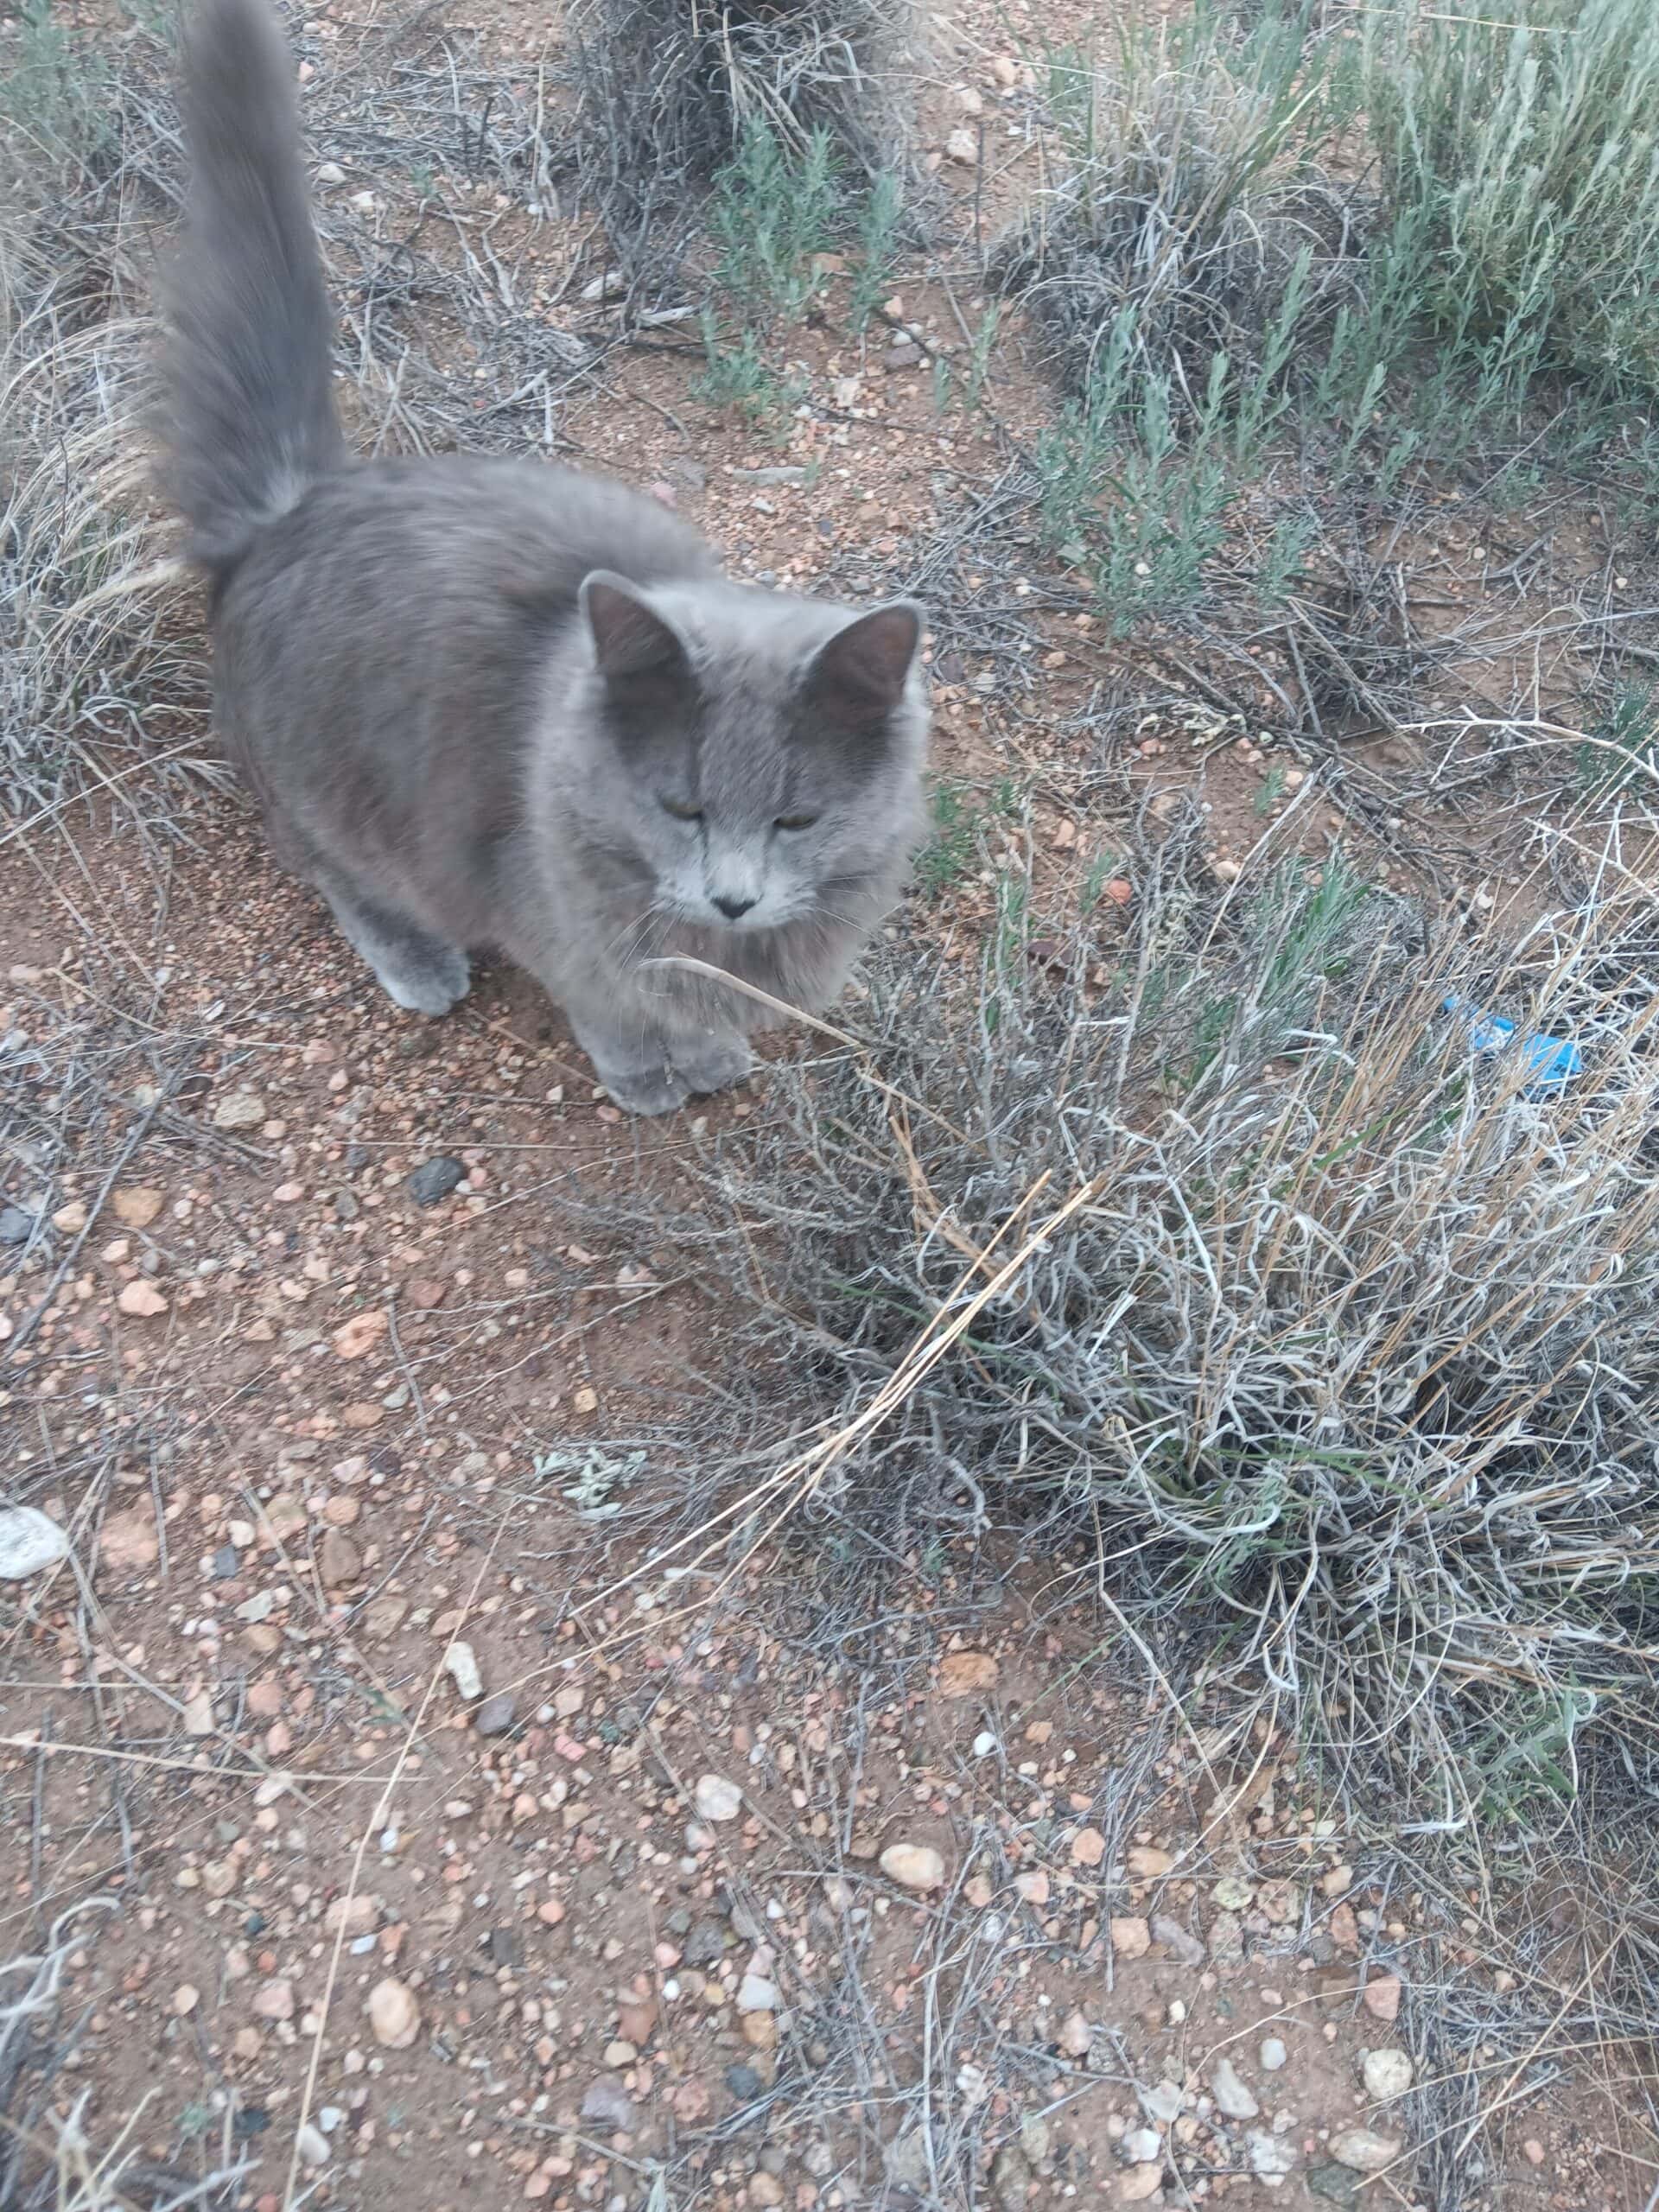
[158,0,928,1114]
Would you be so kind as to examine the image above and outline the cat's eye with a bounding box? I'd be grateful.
[660,798,702,823]
[774,811,818,832]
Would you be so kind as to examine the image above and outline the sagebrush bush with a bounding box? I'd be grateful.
[644,817,1659,1834]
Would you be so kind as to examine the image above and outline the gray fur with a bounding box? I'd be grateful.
[159,0,929,1113]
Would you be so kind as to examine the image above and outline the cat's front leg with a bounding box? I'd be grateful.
[667,1030,754,1097]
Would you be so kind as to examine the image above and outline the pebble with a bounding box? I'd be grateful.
[1327,2126,1402,2173]
[945,127,978,164]
[474,1691,517,1736]
[1361,2049,1413,2100]
[315,161,346,185]
[251,1979,295,2023]
[171,1984,200,2015]
[1307,2163,1360,2206]
[723,2063,762,2101]
[1057,2010,1092,2057]
[0,1204,34,1244]
[405,1156,464,1207]
[1150,1914,1205,1966]
[1260,2037,1287,2071]
[1139,2082,1184,2125]
[212,1089,265,1129]
[111,1186,164,1228]
[991,53,1019,85]
[443,1640,483,1701]
[0,1506,69,1580]
[1115,2167,1162,2204]
[1212,1874,1255,1911]
[1109,1916,1151,1959]
[1362,1972,1402,2023]
[1247,2131,1299,2186]
[883,340,922,372]
[737,1973,779,2012]
[295,2124,330,2168]
[1122,2128,1162,2164]
[317,1529,359,1586]
[1209,2056,1260,2120]
[694,1773,742,1823]
[880,1843,945,1891]
[118,1280,168,1318]
[1128,1847,1174,1878]
[367,1977,421,2049]
[1071,1826,1106,1867]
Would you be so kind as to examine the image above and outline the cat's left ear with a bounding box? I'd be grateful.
[804,601,924,730]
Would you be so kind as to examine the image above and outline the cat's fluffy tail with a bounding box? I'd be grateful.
[159,0,344,572]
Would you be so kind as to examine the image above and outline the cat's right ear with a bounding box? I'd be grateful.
[579,572,686,680]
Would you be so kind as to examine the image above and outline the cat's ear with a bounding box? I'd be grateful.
[580,571,687,680]
[805,601,924,729]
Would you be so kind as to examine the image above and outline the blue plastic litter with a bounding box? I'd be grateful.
[1443,993,1581,1094]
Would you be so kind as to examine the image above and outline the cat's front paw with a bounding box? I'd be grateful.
[599,1065,693,1117]
[672,1034,754,1097]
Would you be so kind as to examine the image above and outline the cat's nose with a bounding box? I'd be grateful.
[713,893,757,920]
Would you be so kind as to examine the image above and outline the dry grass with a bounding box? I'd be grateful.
[568,0,925,279]
[628,809,1659,1848]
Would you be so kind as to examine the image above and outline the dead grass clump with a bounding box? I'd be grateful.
[991,12,1366,397]
[643,812,1659,1839]
[569,0,922,271]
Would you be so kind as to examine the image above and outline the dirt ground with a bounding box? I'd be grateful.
[2,0,1656,2205]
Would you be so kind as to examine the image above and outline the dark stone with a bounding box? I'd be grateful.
[474,1691,517,1737]
[212,1544,239,1580]
[486,1926,524,1968]
[682,1916,728,1967]
[580,2074,636,2132]
[0,1205,35,1244]
[405,1156,464,1207]
[1308,2165,1360,2208]
[232,2107,270,2140]
[334,1189,359,1222]
[664,1907,692,1938]
[723,2063,762,2102]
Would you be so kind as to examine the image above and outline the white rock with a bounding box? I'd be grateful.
[945,128,979,166]
[880,1843,945,1891]
[367,1977,421,2050]
[349,189,378,213]
[737,1974,779,2012]
[1362,2048,1414,2100]
[1248,2129,1298,2185]
[315,162,346,185]
[0,1506,69,1581]
[581,270,626,303]
[1122,2127,1163,2164]
[693,1773,742,1823]
[1209,2056,1260,2120]
[972,1730,997,1757]
[211,1089,264,1129]
[443,1639,482,1701]
[1140,2081,1185,2125]
[296,2124,330,2168]
[1260,2037,1287,2071]
[1329,2126,1402,2173]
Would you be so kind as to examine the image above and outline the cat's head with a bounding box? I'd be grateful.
[569,572,928,935]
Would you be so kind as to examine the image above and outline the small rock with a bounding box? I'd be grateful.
[749,2177,785,2209]
[883,340,922,372]
[332,1307,387,1360]
[324,1894,378,1936]
[367,1977,421,2049]
[1139,2082,1185,2126]
[405,1157,464,1208]
[51,1200,87,1232]
[118,1280,168,1319]
[938,1650,998,1697]
[1327,2127,1402,2175]
[212,1090,265,1130]
[694,1773,743,1823]
[1209,2056,1259,2120]
[349,188,377,213]
[251,1979,295,2023]
[1122,2128,1163,2164]
[957,85,984,114]
[1207,1910,1245,1964]
[886,2132,930,2190]
[1361,2049,1414,2101]
[1057,2009,1092,2058]
[880,1843,945,1891]
[474,1691,517,1737]
[100,1503,159,1573]
[317,1529,359,1587]
[443,1640,483,1701]
[295,2124,330,2169]
[1149,1914,1205,1967]
[618,1998,657,2045]
[1321,1863,1355,1898]
[1212,1874,1255,1912]
[181,1689,214,1737]
[1328,1901,1360,1952]
[315,161,346,185]
[737,1973,779,2012]
[990,2143,1032,2212]
[0,1204,35,1244]
[172,1984,200,2015]
[0,1506,69,1581]
[723,2063,762,2102]
[1247,2131,1299,2186]
[945,127,978,165]
[1110,1916,1151,1959]
[991,53,1019,85]
[1362,1971,1402,2023]
[1115,2166,1163,2204]
[683,1916,728,1967]
[1128,1847,1174,1878]
[1260,2037,1287,2071]
[1307,2164,1360,2207]
[112,1186,165,1228]
[1071,1826,1107,1867]
[1522,2139,1546,2166]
